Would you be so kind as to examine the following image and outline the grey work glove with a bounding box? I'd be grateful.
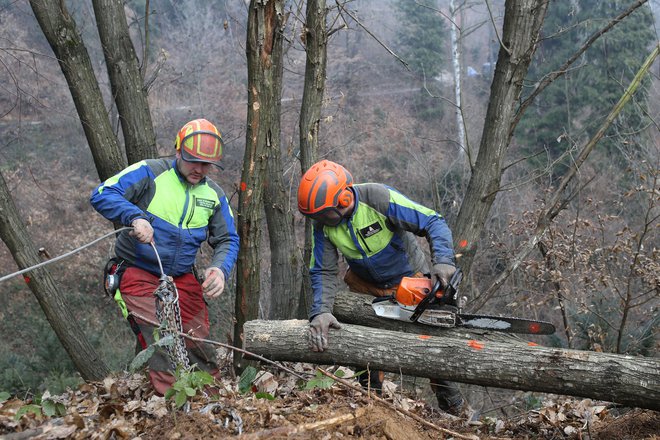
[202,267,225,298]
[432,263,456,289]
[309,312,342,352]
[130,218,154,244]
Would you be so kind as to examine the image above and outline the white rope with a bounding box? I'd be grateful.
[0,226,133,284]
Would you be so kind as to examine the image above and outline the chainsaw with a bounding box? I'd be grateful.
[371,269,555,335]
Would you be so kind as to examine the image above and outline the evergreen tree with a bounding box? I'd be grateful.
[517,0,655,172]
[394,0,448,120]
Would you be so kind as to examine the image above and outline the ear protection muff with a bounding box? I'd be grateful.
[337,188,354,208]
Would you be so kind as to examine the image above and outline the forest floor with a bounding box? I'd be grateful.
[0,359,658,440]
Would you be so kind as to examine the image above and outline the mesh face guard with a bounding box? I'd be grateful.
[308,206,344,226]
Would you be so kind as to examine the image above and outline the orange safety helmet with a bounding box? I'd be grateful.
[174,118,223,166]
[298,160,354,217]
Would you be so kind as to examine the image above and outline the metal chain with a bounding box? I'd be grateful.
[154,275,191,370]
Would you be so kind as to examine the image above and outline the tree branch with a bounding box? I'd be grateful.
[513,0,649,128]
[468,44,659,312]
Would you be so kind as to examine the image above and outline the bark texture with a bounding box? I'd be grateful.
[244,319,660,410]
[0,174,109,381]
[235,0,288,369]
[29,0,125,181]
[297,0,328,318]
[257,1,302,320]
[92,0,158,164]
[453,0,549,295]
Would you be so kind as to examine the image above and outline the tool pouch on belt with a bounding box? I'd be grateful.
[103,257,125,296]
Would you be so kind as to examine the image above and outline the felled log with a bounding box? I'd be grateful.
[243,319,660,410]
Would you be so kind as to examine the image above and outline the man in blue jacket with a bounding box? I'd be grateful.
[297,159,467,416]
[91,118,239,394]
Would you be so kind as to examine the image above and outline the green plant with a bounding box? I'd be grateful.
[238,366,258,394]
[14,394,66,421]
[164,367,214,409]
[303,369,346,391]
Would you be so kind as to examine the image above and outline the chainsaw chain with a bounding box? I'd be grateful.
[154,277,191,370]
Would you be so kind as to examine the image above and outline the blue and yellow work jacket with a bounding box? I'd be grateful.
[309,183,455,319]
[90,159,239,278]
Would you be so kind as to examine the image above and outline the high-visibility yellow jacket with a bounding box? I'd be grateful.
[309,183,454,318]
[91,159,239,278]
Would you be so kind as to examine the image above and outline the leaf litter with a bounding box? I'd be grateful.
[0,360,657,439]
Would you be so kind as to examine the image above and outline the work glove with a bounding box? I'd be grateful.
[202,267,225,298]
[432,263,456,290]
[130,218,154,244]
[309,312,342,352]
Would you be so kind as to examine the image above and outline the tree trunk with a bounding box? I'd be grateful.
[297,0,328,318]
[92,0,158,164]
[0,173,110,381]
[257,1,302,320]
[244,319,660,410]
[453,0,548,295]
[29,0,126,181]
[234,0,276,371]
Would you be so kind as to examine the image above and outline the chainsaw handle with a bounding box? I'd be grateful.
[409,279,442,322]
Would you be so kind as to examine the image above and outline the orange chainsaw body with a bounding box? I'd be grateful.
[395,277,437,307]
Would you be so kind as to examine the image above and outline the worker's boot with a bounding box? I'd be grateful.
[358,370,384,395]
[431,379,465,415]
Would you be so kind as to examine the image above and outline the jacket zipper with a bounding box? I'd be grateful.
[186,195,196,228]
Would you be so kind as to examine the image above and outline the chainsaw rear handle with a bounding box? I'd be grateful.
[409,279,442,322]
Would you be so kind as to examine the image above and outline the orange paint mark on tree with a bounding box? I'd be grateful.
[240,182,247,191]
[458,239,468,248]
[468,340,484,350]
[528,342,539,346]
[419,335,431,340]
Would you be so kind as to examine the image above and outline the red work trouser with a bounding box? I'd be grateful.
[118,266,220,395]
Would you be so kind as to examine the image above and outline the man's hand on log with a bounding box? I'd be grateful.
[309,313,342,352]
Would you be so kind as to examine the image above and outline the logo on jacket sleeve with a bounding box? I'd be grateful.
[196,198,216,209]
[360,222,382,238]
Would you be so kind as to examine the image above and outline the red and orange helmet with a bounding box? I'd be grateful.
[174,119,223,165]
[298,160,354,222]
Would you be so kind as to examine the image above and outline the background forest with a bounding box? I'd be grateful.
[0,0,658,413]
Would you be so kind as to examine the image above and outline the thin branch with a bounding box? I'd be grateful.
[485,0,510,55]
[129,311,309,381]
[317,368,479,440]
[514,0,649,127]
[335,0,409,70]
[467,44,659,312]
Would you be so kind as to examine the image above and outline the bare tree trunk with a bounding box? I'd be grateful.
[92,0,158,164]
[297,0,328,318]
[0,173,109,381]
[257,2,301,320]
[449,0,466,159]
[29,0,126,181]
[453,0,549,284]
[234,0,276,370]
[244,319,660,410]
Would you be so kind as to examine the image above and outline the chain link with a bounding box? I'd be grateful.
[154,276,191,370]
